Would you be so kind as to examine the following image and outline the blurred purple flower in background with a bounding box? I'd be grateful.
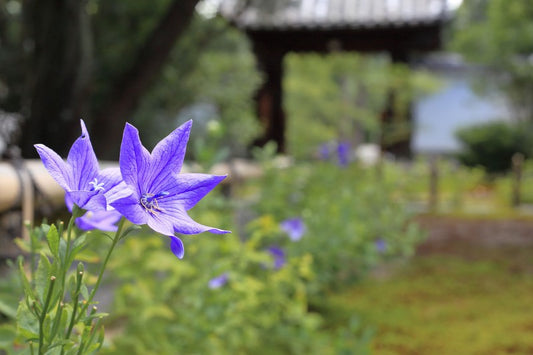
[280,217,306,241]
[268,246,286,269]
[375,238,387,253]
[336,141,350,167]
[208,272,229,289]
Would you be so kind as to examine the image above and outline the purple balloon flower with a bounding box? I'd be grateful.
[280,217,306,241]
[35,120,123,211]
[336,141,350,167]
[75,210,123,232]
[268,246,286,269]
[208,272,229,289]
[110,120,230,259]
[375,238,387,253]
[34,120,124,231]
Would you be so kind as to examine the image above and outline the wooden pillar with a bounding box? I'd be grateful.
[380,51,413,159]
[251,41,286,153]
[512,152,524,207]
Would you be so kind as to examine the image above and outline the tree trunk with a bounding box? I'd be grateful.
[21,0,92,157]
[92,0,200,159]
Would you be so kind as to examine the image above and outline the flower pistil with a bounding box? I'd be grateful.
[140,191,169,214]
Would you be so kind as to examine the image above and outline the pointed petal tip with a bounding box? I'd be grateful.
[123,122,139,136]
[79,119,89,138]
[209,228,231,235]
[169,236,185,259]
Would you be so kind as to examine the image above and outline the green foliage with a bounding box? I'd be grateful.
[285,53,439,158]
[98,155,427,353]
[455,121,532,174]
[0,1,260,160]
[103,215,372,354]
[127,16,261,163]
[250,159,426,293]
[90,0,175,111]
[451,0,533,120]
[5,212,127,354]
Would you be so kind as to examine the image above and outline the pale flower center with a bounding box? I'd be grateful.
[140,191,169,214]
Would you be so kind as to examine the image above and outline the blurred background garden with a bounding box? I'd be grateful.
[2,0,533,353]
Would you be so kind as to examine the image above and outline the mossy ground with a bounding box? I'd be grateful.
[326,217,533,354]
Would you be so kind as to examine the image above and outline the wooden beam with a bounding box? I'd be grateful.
[246,23,442,54]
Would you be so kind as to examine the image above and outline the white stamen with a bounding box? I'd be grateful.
[89,178,105,192]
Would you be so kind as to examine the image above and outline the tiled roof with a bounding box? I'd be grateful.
[220,0,453,30]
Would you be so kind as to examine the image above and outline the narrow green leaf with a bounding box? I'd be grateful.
[80,284,89,301]
[50,303,64,342]
[59,305,72,337]
[85,342,102,353]
[67,274,77,297]
[84,312,109,320]
[16,301,39,339]
[46,224,60,258]
[67,234,88,266]
[43,313,53,342]
[35,253,52,303]
[46,339,72,351]
[17,257,34,300]
[121,224,142,240]
[58,237,67,264]
[71,233,87,250]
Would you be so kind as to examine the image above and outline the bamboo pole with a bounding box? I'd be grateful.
[0,158,268,214]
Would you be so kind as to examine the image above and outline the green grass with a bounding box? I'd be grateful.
[326,251,533,354]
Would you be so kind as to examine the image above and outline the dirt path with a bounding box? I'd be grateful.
[414,216,533,264]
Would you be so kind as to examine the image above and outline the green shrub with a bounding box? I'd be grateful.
[250,160,426,295]
[455,121,533,174]
[103,218,372,354]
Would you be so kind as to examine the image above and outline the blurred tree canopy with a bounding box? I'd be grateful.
[285,53,439,159]
[0,0,260,159]
[451,0,533,121]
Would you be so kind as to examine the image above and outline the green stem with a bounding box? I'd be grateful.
[64,270,83,340]
[75,218,126,324]
[58,210,80,296]
[49,301,63,342]
[38,276,56,355]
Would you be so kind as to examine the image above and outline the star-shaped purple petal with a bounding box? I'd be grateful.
[34,120,122,212]
[76,210,122,232]
[169,236,185,259]
[111,121,230,257]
